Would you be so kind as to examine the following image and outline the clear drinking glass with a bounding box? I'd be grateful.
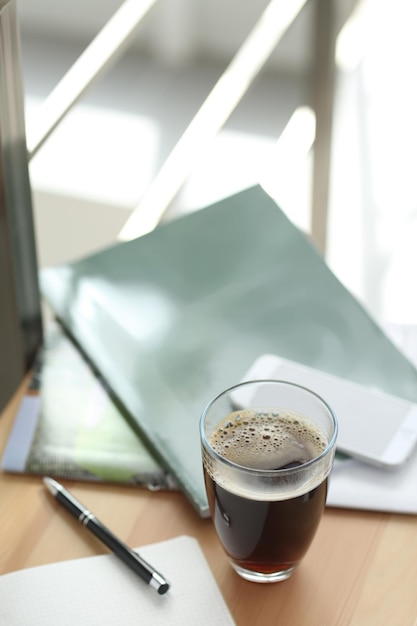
[200,379,338,582]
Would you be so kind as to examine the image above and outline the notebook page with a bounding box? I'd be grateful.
[0,536,235,625]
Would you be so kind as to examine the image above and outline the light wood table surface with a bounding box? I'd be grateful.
[1,378,417,626]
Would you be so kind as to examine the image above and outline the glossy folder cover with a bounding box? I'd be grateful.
[39,186,417,516]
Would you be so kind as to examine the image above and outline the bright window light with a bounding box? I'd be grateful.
[27,97,161,208]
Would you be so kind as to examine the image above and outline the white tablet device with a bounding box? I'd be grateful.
[235,354,417,469]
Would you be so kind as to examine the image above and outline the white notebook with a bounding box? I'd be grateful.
[0,536,235,625]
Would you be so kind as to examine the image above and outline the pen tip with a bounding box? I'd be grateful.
[43,476,59,496]
[158,582,170,595]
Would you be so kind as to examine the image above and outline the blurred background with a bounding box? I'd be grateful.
[17,0,417,329]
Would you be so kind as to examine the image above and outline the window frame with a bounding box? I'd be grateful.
[0,0,42,411]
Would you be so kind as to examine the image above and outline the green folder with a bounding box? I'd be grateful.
[40,186,417,516]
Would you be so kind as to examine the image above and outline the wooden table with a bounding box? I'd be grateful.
[1,379,417,625]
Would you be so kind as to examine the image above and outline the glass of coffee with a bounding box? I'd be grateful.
[200,379,338,583]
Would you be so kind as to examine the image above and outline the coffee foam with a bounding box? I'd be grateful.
[209,408,327,470]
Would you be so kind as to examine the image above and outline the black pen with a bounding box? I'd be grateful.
[43,477,170,594]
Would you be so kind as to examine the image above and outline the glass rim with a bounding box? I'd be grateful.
[200,379,338,476]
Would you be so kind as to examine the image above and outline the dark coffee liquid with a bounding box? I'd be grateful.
[204,470,327,574]
[205,409,329,574]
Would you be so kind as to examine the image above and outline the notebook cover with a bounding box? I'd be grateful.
[1,323,175,490]
[39,186,417,516]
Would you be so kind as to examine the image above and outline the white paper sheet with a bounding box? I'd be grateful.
[0,536,235,625]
